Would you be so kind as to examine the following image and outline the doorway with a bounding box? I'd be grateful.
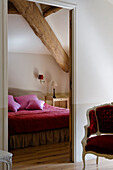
[0,0,76,169]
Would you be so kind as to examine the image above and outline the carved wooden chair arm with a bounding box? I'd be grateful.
[81,125,89,147]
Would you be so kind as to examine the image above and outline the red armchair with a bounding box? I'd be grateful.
[81,104,113,169]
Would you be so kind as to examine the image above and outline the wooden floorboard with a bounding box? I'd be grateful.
[11,142,71,170]
[11,142,113,170]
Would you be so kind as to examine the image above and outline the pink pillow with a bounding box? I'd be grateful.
[8,95,21,112]
[15,94,38,110]
[26,99,45,110]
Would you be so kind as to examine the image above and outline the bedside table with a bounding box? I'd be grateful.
[45,96,69,109]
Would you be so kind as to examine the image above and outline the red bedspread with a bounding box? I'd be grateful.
[8,103,69,136]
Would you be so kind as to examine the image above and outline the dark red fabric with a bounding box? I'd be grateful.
[85,135,113,155]
[96,105,113,133]
[88,110,97,137]
[8,103,69,136]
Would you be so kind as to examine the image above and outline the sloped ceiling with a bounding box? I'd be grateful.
[8,9,69,55]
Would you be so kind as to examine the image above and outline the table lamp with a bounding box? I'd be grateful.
[51,81,58,98]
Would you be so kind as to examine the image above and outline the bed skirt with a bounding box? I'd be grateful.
[9,128,69,150]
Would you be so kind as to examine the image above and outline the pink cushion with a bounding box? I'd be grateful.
[8,95,21,112]
[14,95,38,110]
[26,99,45,110]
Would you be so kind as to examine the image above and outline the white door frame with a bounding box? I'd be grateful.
[0,0,77,166]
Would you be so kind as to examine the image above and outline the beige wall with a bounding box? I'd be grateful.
[8,52,69,94]
[8,9,69,56]
[8,8,69,95]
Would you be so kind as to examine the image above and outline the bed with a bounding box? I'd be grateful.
[8,88,69,150]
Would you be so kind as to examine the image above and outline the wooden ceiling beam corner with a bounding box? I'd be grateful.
[8,1,20,14]
[8,0,69,72]
[43,6,61,17]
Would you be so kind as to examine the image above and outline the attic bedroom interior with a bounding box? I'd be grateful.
[8,0,72,168]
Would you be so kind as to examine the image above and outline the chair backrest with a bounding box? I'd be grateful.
[96,105,113,133]
[87,109,97,137]
[87,104,113,137]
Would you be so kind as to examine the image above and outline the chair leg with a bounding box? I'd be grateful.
[6,163,9,170]
[10,157,12,170]
[96,156,99,165]
[82,152,85,170]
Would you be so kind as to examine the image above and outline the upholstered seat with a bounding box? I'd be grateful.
[86,135,113,155]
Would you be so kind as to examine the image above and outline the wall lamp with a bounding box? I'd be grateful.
[38,74,45,84]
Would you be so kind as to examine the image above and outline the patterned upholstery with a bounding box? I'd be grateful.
[88,109,97,137]
[96,105,113,133]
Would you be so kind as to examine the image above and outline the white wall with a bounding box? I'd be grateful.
[46,9,69,55]
[8,9,69,55]
[76,0,113,162]
[8,52,69,94]
[8,8,69,95]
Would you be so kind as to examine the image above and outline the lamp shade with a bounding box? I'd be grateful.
[38,74,43,80]
[51,81,58,88]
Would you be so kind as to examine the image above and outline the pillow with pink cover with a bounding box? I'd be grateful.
[14,94,38,110]
[26,99,45,110]
[8,95,21,112]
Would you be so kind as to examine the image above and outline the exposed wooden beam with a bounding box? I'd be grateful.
[8,2,61,17]
[9,0,69,72]
[43,6,61,17]
[8,1,20,14]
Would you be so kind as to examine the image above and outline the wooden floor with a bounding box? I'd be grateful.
[11,142,113,170]
[11,142,71,170]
